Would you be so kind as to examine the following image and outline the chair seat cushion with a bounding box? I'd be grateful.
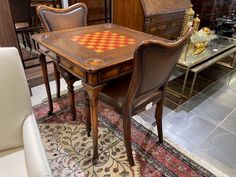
[0,148,29,177]
[99,74,163,114]
[99,74,132,113]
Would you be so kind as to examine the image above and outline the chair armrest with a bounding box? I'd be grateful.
[23,114,52,177]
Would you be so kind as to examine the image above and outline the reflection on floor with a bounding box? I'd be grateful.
[31,63,236,176]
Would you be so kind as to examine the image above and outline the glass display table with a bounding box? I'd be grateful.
[172,36,236,98]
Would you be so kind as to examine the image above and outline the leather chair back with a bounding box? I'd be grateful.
[128,28,193,105]
[37,3,87,32]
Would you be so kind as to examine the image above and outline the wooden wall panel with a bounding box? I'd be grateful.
[113,0,144,31]
[69,0,110,24]
[0,0,20,50]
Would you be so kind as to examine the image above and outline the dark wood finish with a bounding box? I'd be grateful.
[0,0,20,51]
[97,28,193,166]
[10,0,43,69]
[39,54,53,115]
[113,0,144,31]
[192,0,236,29]
[57,66,78,121]
[37,3,88,119]
[31,0,62,8]
[32,23,168,164]
[82,82,104,164]
[53,62,60,98]
[69,0,112,24]
[113,0,190,39]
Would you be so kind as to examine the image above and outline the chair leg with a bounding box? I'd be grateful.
[21,33,27,48]
[123,112,135,166]
[53,62,60,98]
[155,98,164,143]
[25,32,32,51]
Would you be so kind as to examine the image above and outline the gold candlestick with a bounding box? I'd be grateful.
[193,14,201,33]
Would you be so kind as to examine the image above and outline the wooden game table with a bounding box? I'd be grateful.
[32,23,166,163]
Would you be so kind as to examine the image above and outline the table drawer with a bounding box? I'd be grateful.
[60,58,86,79]
[99,61,133,83]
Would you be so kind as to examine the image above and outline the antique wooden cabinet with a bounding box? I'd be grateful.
[191,0,236,29]
[113,0,190,39]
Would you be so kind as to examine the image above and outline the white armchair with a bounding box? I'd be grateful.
[0,48,52,177]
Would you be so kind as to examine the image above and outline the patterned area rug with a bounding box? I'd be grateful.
[34,89,217,177]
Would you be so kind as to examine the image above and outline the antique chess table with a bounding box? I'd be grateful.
[32,23,164,163]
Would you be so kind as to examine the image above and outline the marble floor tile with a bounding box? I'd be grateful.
[220,109,236,135]
[217,70,236,90]
[163,127,196,152]
[142,104,175,124]
[202,82,236,109]
[162,107,216,147]
[135,102,176,125]
[194,127,236,176]
[182,93,233,126]
[142,100,179,126]
[138,112,156,125]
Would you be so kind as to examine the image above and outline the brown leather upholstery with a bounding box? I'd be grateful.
[99,74,132,113]
[37,3,87,32]
[36,3,87,108]
[98,28,193,166]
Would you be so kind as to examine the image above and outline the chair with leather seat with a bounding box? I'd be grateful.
[37,3,87,32]
[0,47,51,177]
[98,28,193,166]
[36,3,87,118]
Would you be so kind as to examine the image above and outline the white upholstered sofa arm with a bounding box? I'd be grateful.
[23,114,52,177]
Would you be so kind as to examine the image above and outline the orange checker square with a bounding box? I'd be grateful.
[70,30,136,53]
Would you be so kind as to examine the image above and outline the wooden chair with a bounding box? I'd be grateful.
[10,0,42,68]
[36,3,87,118]
[37,3,87,32]
[96,28,193,166]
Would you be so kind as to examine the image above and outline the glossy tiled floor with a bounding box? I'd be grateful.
[31,64,236,176]
[135,65,236,176]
